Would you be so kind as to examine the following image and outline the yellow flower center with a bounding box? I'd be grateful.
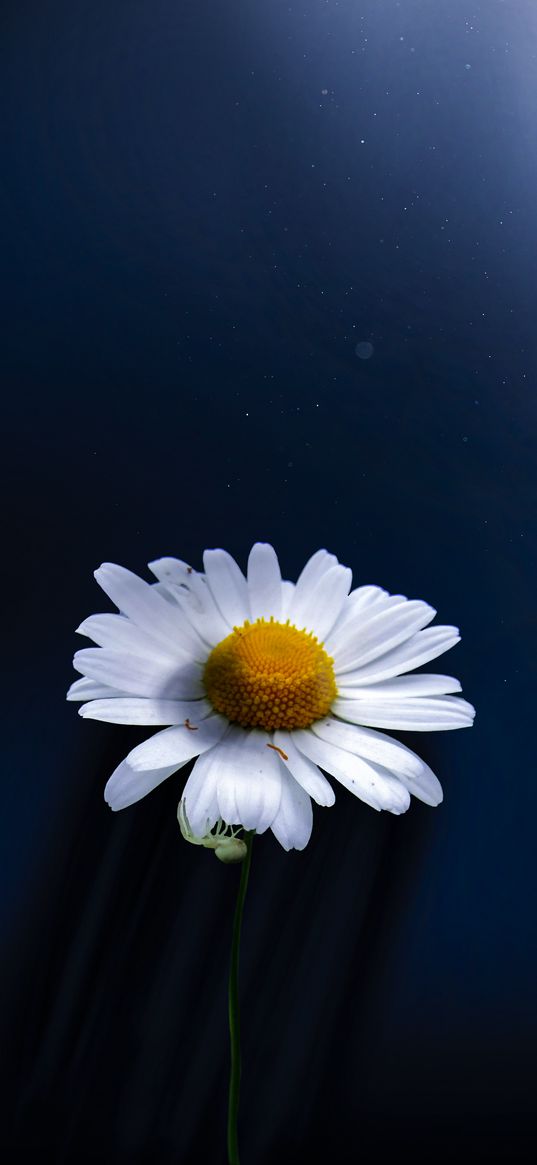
[203,618,337,731]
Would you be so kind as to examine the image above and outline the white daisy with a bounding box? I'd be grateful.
[67,544,475,851]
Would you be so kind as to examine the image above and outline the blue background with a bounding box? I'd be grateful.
[2,1,535,1161]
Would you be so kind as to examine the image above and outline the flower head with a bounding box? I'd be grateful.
[68,544,475,851]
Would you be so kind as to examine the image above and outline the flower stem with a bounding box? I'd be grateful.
[227,830,254,1165]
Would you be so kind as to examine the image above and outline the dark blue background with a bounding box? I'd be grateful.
[2,1,535,1161]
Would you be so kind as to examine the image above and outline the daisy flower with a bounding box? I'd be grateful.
[67,544,475,850]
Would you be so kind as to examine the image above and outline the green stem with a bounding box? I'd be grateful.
[227,831,254,1165]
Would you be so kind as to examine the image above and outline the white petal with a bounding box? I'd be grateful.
[147,557,194,586]
[332,694,476,731]
[181,749,223,835]
[95,563,205,658]
[295,549,339,591]
[346,584,391,612]
[104,757,188,811]
[336,674,462,699]
[288,564,352,640]
[310,717,424,778]
[325,592,404,655]
[312,716,442,806]
[270,764,313,851]
[247,543,282,621]
[168,583,230,646]
[339,625,461,686]
[73,647,204,700]
[281,580,295,618]
[329,750,442,809]
[78,697,212,725]
[76,613,182,661]
[149,558,233,644]
[151,581,184,605]
[148,559,207,621]
[333,600,437,673]
[215,728,282,833]
[273,731,335,806]
[66,677,129,701]
[393,761,443,807]
[292,729,410,814]
[126,713,228,771]
[172,577,232,646]
[203,549,250,627]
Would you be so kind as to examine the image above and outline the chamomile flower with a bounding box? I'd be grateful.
[67,544,475,850]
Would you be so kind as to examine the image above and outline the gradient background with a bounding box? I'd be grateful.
[1,1,535,1161]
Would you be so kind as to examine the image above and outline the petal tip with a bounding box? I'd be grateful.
[75,620,93,638]
[94,562,111,579]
